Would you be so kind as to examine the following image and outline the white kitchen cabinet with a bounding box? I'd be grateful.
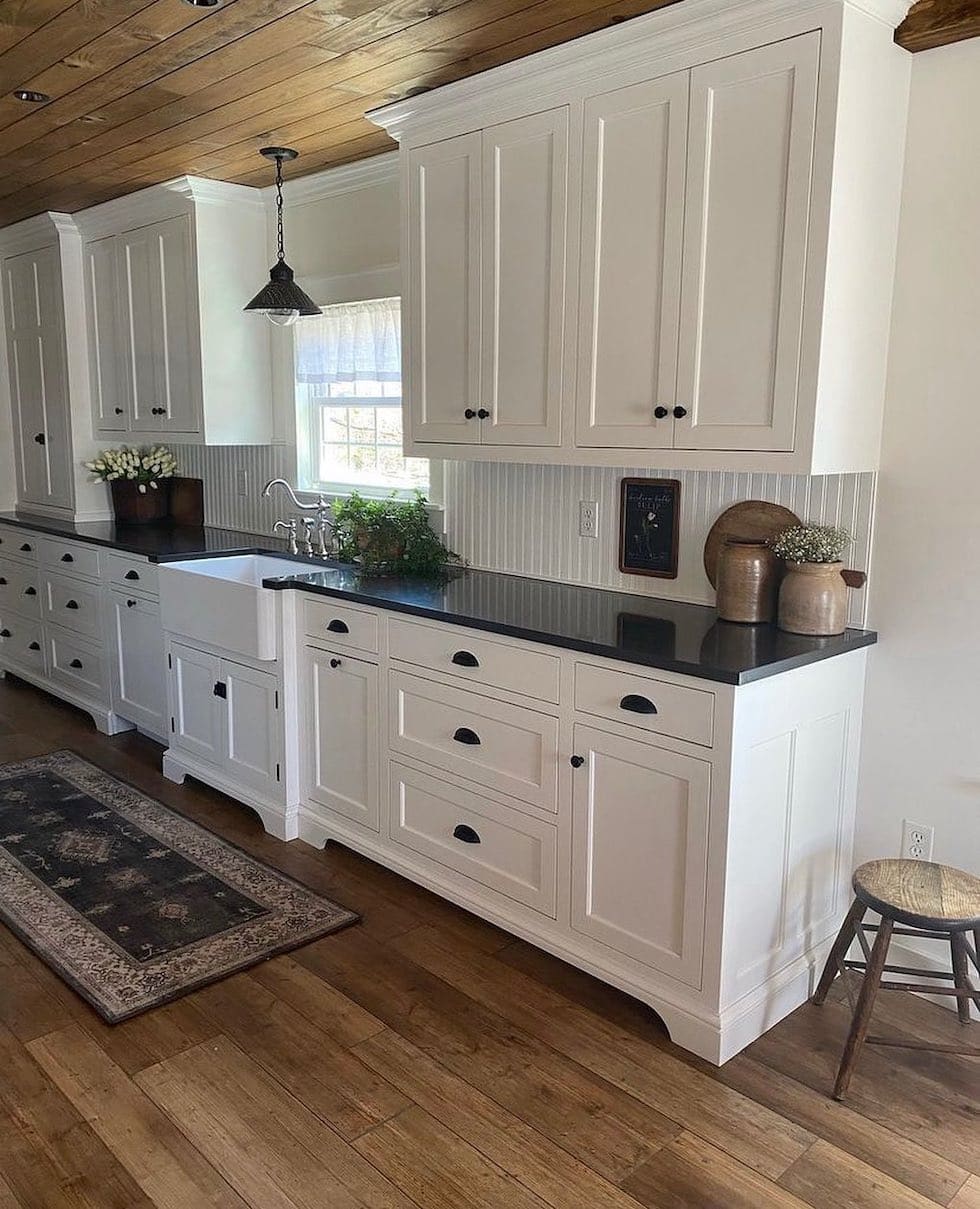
[480,109,568,447]
[570,725,710,988]
[575,72,688,450]
[675,34,819,453]
[378,0,910,473]
[2,245,74,511]
[305,647,380,832]
[223,659,281,797]
[170,641,223,766]
[84,236,126,433]
[115,216,201,436]
[108,589,166,736]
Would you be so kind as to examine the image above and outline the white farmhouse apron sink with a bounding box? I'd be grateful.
[158,555,318,660]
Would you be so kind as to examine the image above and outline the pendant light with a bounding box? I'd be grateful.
[244,147,321,326]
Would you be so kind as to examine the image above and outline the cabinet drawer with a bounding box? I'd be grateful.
[574,662,714,747]
[389,670,558,812]
[40,538,101,581]
[389,762,557,916]
[302,597,379,654]
[48,627,105,700]
[105,552,158,597]
[0,557,40,619]
[388,617,560,704]
[42,574,104,644]
[0,615,45,676]
[0,527,38,563]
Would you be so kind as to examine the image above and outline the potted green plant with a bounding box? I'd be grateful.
[85,445,178,525]
[769,524,852,635]
[332,491,461,578]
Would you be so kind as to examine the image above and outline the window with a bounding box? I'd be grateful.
[294,297,428,497]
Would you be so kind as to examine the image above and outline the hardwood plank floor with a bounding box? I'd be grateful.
[0,673,977,1209]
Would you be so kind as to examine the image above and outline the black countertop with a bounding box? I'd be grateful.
[0,510,876,685]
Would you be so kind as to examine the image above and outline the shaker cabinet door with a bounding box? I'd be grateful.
[480,109,568,448]
[170,641,222,766]
[221,659,280,797]
[109,590,166,735]
[406,134,482,445]
[675,33,820,452]
[85,237,127,432]
[575,73,688,450]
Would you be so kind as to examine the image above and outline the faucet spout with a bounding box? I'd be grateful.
[261,478,323,511]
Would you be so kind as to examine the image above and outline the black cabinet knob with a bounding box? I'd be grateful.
[0,578,5,585]
[114,407,124,415]
[326,619,349,634]
[28,641,40,651]
[452,726,481,746]
[654,406,670,419]
[126,598,137,608]
[329,658,342,669]
[65,600,79,610]
[570,755,585,768]
[476,408,490,420]
[452,823,481,845]
[0,629,10,638]
[464,408,477,419]
[61,552,73,562]
[124,569,140,581]
[34,432,45,445]
[69,658,83,669]
[451,650,479,668]
[672,406,688,419]
[620,694,658,715]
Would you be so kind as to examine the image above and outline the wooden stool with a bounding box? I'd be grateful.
[813,859,980,1100]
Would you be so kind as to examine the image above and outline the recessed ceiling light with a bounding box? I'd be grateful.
[13,89,50,103]
[182,0,221,7]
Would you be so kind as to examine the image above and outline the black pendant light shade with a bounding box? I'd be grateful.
[244,147,321,325]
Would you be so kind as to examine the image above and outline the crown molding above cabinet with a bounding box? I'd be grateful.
[371,0,912,476]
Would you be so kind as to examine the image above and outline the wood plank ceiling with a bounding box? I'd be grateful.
[0,0,951,229]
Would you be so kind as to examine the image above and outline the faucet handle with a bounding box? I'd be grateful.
[273,518,298,556]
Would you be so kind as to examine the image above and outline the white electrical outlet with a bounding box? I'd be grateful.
[901,819,935,862]
[236,469,249,496]
[579,500,599,539]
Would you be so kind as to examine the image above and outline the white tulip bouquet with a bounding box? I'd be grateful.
[85,445,178,494]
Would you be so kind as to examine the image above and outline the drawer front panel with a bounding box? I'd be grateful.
[40,538,101,581]
[0,527,38,563]
[0,557,40,619]
[303,597,380,654]
[574,662,714,747]
[0,614,45,676]
[47,628,106,700]
[389,762,558,916]
[389,617,561,703]
[390,671,558,811]
[42,574,104,643]
[106,552,158,597]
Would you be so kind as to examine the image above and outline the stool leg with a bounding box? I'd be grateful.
[833,916,893,1101]
[950,932,979,1023]
[814,898,867,1006]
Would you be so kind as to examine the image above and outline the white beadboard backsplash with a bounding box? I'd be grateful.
[443,463,876,627]
[177,445,875,627]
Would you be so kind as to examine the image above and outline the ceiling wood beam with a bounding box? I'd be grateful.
[896,0,980,51]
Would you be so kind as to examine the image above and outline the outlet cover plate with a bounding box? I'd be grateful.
[579,499,599,539]
[901,819,935,862]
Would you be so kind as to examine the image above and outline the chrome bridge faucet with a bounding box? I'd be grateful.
[262,478,335,558]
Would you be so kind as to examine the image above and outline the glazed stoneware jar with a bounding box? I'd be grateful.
[778,561,848,635]
[715,539,779,624]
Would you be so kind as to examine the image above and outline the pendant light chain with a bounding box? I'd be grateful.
[275,154,286,264]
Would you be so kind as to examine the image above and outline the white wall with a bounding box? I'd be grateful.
[857,39,980,879]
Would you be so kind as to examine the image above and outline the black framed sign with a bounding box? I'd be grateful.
[618,478,681,579]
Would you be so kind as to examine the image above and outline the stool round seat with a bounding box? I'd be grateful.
[853,859,980,932]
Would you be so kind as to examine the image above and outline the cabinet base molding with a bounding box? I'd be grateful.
[163,749,297,841]
[298,806,782,1066]
[0,664,132,737]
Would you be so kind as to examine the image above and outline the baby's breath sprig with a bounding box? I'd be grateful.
[769,524,852,565]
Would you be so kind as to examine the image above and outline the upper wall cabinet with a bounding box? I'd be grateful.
[76,179,273,445]
[374,0,912,474]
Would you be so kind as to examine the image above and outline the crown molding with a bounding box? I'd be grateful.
[0,211,78,257]
[72,175,263,240]
[369,0,908,142]
[264,152,399,209]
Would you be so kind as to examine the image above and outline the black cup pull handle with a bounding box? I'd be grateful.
[453,727,481,746]
[213,681,227,698]
[124,569,140,581]
[0,629,10,638]
[20,543,31,552]
[451,650,479,668]
[69,658,83,669]
[60,553,73,562]
[65,599,79,610]
[28,641,40,651]
[326,619,349,634]
[620,694,658,715]
[0,577,5,584]
[24,586,36,596]
[453,824,481,845]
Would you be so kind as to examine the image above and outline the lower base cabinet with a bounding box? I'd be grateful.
[108,589,166,736]
[570,724,710,988]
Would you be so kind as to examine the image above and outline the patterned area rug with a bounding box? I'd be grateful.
[0,750,358,1022]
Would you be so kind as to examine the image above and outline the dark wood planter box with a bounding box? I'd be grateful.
[110,479,170,525]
